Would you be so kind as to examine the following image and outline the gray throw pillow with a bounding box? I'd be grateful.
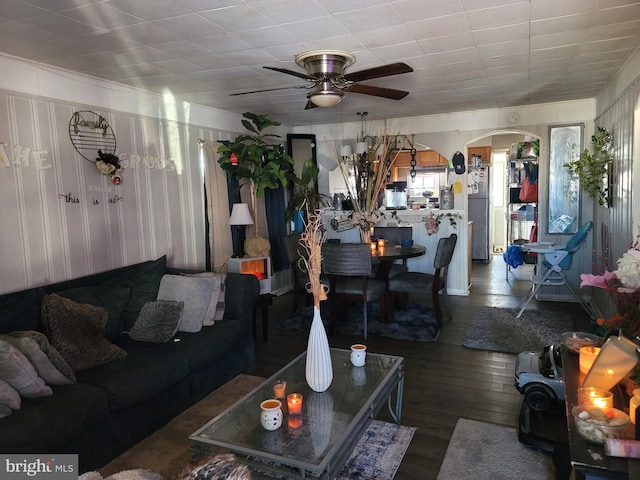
[0,340,52,398]
[0,334,74,385]
[0,377,20,410]
[128,301,184,343]
[6,331,75,384]
[157,275,217,332]
[41,294,127,372]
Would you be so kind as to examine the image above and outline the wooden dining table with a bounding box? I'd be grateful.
[372,243,427,282]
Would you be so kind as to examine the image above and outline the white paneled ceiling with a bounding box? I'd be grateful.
[2,0,639,125]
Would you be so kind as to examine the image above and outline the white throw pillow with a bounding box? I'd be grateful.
[181,272,227,325]
[157,275,216,332]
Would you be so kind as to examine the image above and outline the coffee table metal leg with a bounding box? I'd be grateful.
[387,369,404,424]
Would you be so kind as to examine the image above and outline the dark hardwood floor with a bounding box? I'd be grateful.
[252,256,590,479]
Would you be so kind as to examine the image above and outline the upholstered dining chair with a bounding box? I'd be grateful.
[388,233,457,328]
[373,226,413,279]
[283,232,310,313]
[321,243,388,339]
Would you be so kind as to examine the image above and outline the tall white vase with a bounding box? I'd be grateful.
[305,306,333,392]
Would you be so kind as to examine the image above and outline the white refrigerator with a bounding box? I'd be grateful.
[468,167,490,262]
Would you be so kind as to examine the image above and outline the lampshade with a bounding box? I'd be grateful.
[355,141,368,155]
[339,144,352,157]
[229,203,254,226]
[308,91,344,108]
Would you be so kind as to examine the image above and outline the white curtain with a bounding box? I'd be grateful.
[202,141,233,271]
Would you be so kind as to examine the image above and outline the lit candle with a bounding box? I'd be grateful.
[273,380,286,400]
[578,386,613,411]
[371,241,377,253]
[287,393,303,415]
[579,346,601,374]
[377,238,385,249]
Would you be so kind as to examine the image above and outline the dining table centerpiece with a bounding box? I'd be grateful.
[332,124,409,243]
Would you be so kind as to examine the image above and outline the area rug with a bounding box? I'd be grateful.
[281,301,439,342]
[99,374,415,480]
[462,306,573,353]
[436,418,554,480]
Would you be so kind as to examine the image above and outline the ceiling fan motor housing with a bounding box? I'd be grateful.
[295,50,356,79]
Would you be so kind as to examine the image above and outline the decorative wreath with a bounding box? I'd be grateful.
[95,150,122,185]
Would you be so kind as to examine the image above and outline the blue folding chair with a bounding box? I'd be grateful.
[516,221,595,319]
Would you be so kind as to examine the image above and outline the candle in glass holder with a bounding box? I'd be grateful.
[273,380,286,399]
[579,346,601,374]
[287,393,303,415]
[377,238,385,249]
[578,386,613,410]
[370,241,377,253]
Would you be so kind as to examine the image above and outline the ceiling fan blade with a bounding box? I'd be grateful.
[345,83,409,100]
[229,85,311,96]
[342,62,413,83]
[264,66,316,81]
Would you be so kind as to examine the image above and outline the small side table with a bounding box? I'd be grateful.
[253,293,274,343]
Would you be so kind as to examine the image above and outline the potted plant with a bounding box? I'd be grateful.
[218,112,293,256]
[285,157,329,224]
[564,126,612,206]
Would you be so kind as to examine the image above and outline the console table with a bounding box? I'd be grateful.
[562,348,640,479]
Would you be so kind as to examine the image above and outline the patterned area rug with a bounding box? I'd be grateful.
[462,306,574,354]
[281,301,440,342]
[98,375,415,480]
[436,418,554,480]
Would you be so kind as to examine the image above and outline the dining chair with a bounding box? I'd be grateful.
[283,232,311,313]
[515,221,594,319]
[321,243,388,339]
[388,233,457,328]
[373,226,413,278]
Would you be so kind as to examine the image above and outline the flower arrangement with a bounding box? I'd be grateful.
[423,212,461,236]
[95,149,122,184]
[332,122,409,241]
[580,232,640,339]
[298,209,328,308]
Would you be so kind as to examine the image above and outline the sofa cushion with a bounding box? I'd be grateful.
[5,331,75,384]
[0,382,109,453]
[76,346,189,411]
[0,377,20,410]
[0,334,74,385]
[102,256,167,330]
[128,301,183,343]
[41,294,127,372]
[0,340,52,398]
[57,286,131,340]
[0,288,45,334]
[155,320,242,371]
[0,404,11,418]
[157,275,217,332]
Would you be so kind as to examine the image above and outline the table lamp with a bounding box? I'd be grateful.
[229,203,253,258]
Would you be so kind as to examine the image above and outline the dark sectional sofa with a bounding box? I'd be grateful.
[0,256,260,473]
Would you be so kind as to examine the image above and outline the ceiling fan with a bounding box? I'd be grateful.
[230,49,413,109]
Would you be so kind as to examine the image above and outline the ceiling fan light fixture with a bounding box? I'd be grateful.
[308,90,344,108]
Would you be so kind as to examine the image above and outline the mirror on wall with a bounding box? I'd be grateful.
[548,124,581,234]
[287,134,317,182]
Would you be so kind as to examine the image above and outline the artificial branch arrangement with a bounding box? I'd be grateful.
[299,208,328,308]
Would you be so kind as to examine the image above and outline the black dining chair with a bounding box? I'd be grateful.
[283,232,311,313]
[321,243,388,339]
[373,226,413,279]
[388,233,457,328]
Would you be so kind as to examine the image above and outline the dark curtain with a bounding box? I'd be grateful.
[265,186,288,272]
[226,176,243,256]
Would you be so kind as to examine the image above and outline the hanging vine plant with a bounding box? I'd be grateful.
[564,126,612,206]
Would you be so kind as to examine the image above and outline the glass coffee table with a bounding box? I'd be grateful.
[190,348,404,479]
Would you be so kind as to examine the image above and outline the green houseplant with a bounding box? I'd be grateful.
[285,157,329,222]
[564,126,612,206]
[218,112,293,255]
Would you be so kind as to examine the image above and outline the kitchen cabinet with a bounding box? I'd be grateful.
[393,149,447,168]
[467,146,492,166]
